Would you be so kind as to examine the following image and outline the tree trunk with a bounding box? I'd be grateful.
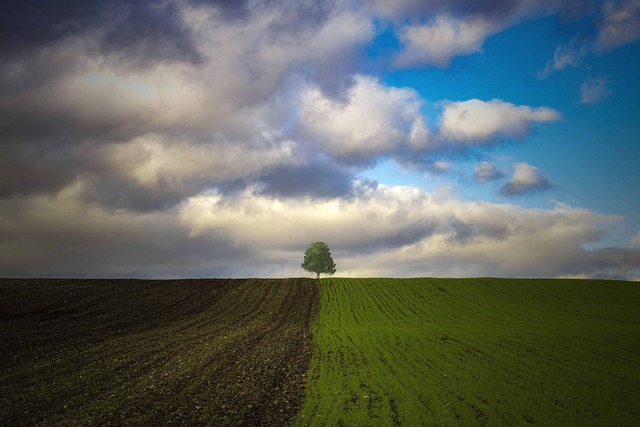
[316,272,320,280]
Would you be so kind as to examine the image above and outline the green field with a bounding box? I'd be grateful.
[2,277,639,426]
[296,278,640,426]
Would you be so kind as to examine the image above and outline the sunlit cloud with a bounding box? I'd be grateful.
[297,75,425,164]
[394,15,498,68]
[500,162,553,197]
[437,99,560,145]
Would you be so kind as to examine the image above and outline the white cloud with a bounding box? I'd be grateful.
[177,184,633,279]
[297,82,562,166]
[580,76,613,104]
[387,1,573,69]
[596,0,640,52]
[0,2,378,204]
[438,99,561,145]
[101,134,295,189]
[179,183,436,251]
[184,3,374,116]
[297,75,427,163]
[500,162,552,196]
[395,15,498,68]
[1,179,636,279]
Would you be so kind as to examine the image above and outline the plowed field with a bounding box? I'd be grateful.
[0,278,318,426]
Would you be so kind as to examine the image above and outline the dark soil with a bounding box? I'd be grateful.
[0,278,319,426]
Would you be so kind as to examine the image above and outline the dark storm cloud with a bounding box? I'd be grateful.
[100,2,203,67]
[0,90,156,198]
[0,210,253,279]
[0,0,372,206]
[0,0,255,66]
[0,1,101,57]
[80,175,200,213]
[0,145,83,197]
[583,247,640,280]
[183,0,250,20]
[257,160,355,199]
[375,0,595,21]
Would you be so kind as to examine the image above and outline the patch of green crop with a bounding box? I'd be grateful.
[296,278,640,426]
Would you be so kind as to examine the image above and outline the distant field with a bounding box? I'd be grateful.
[296,278,640,426]
[0,278,318,426]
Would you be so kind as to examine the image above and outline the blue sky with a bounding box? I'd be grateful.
[0,0,639,279]
[370,11,640,246]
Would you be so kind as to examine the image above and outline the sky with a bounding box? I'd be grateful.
[1,0,639,280]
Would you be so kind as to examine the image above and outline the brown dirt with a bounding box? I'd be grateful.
[0,278,319,426]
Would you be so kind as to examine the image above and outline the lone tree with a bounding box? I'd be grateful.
[301,241,336,280]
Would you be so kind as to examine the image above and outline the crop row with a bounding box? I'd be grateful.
[296,278,640,426]
[0,278,318,426]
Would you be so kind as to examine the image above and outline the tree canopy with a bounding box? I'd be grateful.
[301,242,336,279]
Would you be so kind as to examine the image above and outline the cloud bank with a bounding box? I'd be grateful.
[1,182,638,280]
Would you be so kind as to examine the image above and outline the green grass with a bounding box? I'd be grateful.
[296,278,640,426]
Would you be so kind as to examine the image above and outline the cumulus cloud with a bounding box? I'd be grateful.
[394,15,498,68]
[500,162,553,196]
[580,76,614,104]
[297,75,426,164]
[437,99,561,145]
[474,162,503,182]
[386,0,590,69]
[0,183,251,278]
[3,179,636,279]
[0,1,564,206]
[0,0,375,206]
[369,0,592,22]
[297,79,561,168]
[177,183,632,280]
[179,183,438,254]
